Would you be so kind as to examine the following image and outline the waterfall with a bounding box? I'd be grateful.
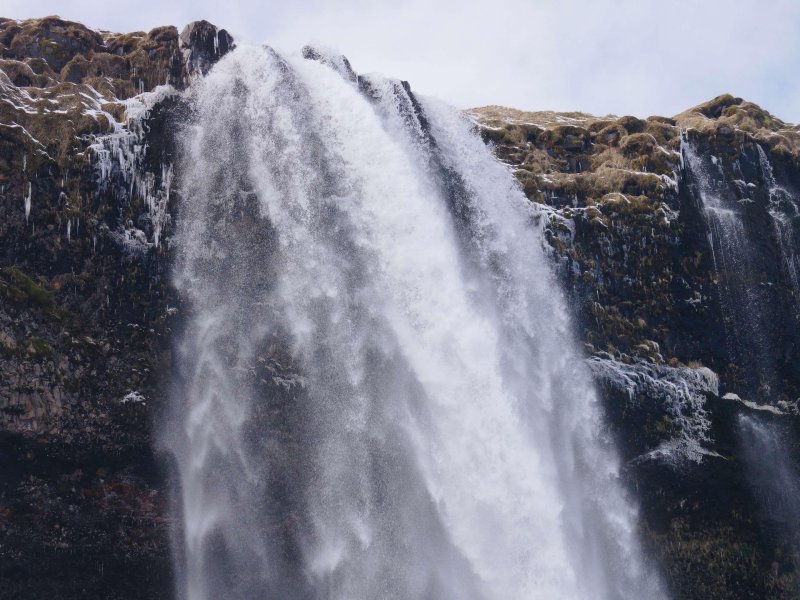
[737,414,800,571]
[685,136,800,582]
[682,135,775,397]
[758,144,800,315]
[164,44,664,600]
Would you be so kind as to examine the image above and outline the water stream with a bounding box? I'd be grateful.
[164,45,664,600]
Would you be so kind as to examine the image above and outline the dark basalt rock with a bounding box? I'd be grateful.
[302,45,358,83]
[179,20,234,77]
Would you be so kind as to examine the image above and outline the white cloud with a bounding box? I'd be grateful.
[2,0,798,122]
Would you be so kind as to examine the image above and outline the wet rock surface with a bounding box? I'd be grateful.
[180,20,234,77]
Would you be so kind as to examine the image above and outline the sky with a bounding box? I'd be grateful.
[2,0,799,123]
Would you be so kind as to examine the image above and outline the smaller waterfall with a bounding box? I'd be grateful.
[682,134,774,398]
[758,144,800,313]
[738,415,800,558]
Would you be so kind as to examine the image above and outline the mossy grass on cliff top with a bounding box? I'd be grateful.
[471,95,799,159]
[467,105,600,129]
[675,94,800,157]
[0,16,184,99]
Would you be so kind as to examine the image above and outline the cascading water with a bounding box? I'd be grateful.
[685,135,800,582]
[682,135,776,397]
[164,44,665,600]
[738,415,800,528]
[737,414,800,576]
[758,144,800,314]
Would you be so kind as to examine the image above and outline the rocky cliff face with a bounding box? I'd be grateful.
[470,100,800,598]
[1,15,799,600]
[0,16,232,599]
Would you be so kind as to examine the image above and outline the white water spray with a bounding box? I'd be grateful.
[166,45,664,600]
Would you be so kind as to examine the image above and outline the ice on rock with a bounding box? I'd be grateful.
[121,391,146,405]
[89,85,179,249]
[588,356,719,465]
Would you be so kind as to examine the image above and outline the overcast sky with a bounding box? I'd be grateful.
[2,0,799,123]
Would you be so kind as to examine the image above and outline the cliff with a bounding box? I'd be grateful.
[470,99,800,598]
[0,16,232,599]
[1,15,799,600]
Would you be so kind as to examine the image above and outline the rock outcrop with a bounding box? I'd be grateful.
[1,15,800,600]
[180,20,234,77]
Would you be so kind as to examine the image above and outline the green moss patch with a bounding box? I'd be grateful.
[0,267,55,308]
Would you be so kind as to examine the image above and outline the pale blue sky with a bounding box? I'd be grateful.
[2,0,799,123]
